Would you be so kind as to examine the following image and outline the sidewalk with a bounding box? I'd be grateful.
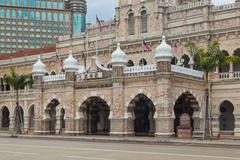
[0,133,240,147]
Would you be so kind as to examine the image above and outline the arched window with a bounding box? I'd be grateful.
[127,60,134,67]
[139,58,147,66]
[219,50,230,73]
[171,57,178,65]
[50,71,56,75]
[233,48,240,72]
[128,12,135,35]
[141,10,147,33]
[181,54,190,68]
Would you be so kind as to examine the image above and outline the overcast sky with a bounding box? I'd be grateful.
[86,0,235,23]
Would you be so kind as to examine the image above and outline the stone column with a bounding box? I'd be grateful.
[75,110,86,135]
[110,66,128,136]
[211,114,220,137]
[24,116,29,134]
[234,114,240,137]
[33,75,44,135]
[9,116,15,134]
[154,75,174,137]
[63,79,76,135]
[192,110,204,138]
[42,118,50,135]
[55,109,61,135]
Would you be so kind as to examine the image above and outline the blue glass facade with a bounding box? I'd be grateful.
[73,13,86,34]
[0,0,71,54]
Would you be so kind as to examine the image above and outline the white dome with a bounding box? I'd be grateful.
[111,43,128,67]
[32,56,47,76]
[155,35,173,62]
[77,65,86,74]
[63,52,78,72]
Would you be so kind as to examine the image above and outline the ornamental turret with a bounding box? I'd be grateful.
[32,56,47,85]
[155,35,173,72]
[63,51,78,81]
[111,42,128,77]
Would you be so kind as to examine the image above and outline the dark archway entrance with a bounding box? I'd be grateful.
[81,97,110,135]
[174,92,199,138]
[1,106,10,129]
[14,106,24,132]
[29,105,34,130]
[219,101,235,135]
[46,99,60,134]
[128,94,155,136]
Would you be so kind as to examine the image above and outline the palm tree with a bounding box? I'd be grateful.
[184,39,237,139]
[4,67,33,134]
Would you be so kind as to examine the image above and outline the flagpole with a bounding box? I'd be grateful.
[141,38,144,66]
[96,27,98,57]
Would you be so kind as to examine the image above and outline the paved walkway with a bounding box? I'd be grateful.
[0,133,240,147]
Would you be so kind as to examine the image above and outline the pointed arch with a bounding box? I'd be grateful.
[127,94,155,136]
[127,60,134,67]
[1,106,10,129]
[139,58,147,66]
[233,48,240,71]
[140,9,148,33]
[28,104,34,130]
[128,10,135,35]
[173,91,200,138]
[14,105,24,131]
[45,99,60,134]
[219,50,230,73]
[79,96,110,135]
[219,100,235,135]
[181,54,190,68]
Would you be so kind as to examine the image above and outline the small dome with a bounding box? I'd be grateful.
[77,65,85,74]
[155,35,173,62]
[111,43,128,67]
[63,52,78,72]
[32,56,47,76]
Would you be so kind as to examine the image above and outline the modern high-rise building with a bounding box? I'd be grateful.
[0,0,86,54]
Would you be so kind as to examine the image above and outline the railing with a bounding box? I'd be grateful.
[213,3,237,11]
[43,74,66,82]
[219,73,230,79]
[217,72,240,80]
[171,65,203,78]
[168,0,210,12]
[124,64,157,74]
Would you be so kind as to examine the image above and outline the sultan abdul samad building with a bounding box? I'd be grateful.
[0,0,240,138]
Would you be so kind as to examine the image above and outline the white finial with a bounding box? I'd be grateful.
[63,53,78,72]
[32,56,47,76]
[111,42,128,67]
[155,35,173,62]
[162,35,166,41]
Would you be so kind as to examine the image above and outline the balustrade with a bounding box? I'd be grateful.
[43,74,66,82]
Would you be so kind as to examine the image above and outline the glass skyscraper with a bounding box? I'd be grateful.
[0,0,86,54]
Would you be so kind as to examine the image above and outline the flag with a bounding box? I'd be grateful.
[142,40,151,51]
[96,16,103,32]
[172,42,178,55]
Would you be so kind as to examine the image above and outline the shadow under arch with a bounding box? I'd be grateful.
[45,99,60,134]
[80,96,110,135]
[219,100,235,135]
[127,94,155,136]
[28,104,34,131]
[173,92,200,138]
[14,105,24,133]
